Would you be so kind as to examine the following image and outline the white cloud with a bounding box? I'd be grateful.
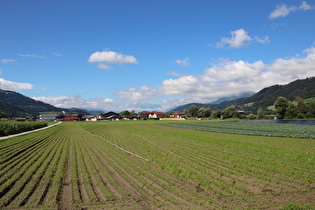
[114,46,315,109]
[32,95,120,109]
[52,52,62,56]
[203,60,265,83]
[97,63,112,70]
[269,4,297,19]
[17,54,45,58]
[0,78,33,90]
[166,71,182,77]
[115,85,156,101]
[268,47,315,79]
[255,36,270,44]
[88,50,138,64]
[32,95,162,112]
[269,1,313,19]
[216,28,252,48]
[1,59,15,63]
[104,98,114,103]
[300,1,312,10]
[175,58,190,67]
[128,101,162,111]
[33,46,315,112]
[160,76,199,95]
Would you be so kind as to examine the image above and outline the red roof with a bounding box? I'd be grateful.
[170,112,185,115]
[149,111,165,115]
[138,111,150,114]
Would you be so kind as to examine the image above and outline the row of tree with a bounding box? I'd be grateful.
[183,104,240,119]
[274,97,315,119]
[183,97,315,120]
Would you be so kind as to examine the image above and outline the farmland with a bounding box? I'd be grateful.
[0,121,314,209]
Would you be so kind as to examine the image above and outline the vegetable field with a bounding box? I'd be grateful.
[0,121,314,209]
[161,121,315,139]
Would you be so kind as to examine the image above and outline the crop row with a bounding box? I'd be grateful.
[160,121,315,139]
[1,121,314,209]
[80,121,315,208]
[0,125,69,208]
[73,124,210,209]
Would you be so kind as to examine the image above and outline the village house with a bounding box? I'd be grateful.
[39,111,66,122]
[90,111,121,121]
[169,111,186,118]
[123,113,137,120]
[39,111,82,122]
[137,111,150,120]
[62,114,81,121]
[148,111,165,119]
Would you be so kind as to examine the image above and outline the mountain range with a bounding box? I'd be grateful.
[1,76,315,117]
[0,90,101,118]
[169,76,315,112]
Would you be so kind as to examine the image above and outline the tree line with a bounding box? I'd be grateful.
[274,97,315,119]
[183,97,315,120]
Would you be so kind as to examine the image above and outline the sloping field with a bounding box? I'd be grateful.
[0,121,314,209]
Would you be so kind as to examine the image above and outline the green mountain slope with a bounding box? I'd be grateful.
[0,89,64,117]
[243,77,315,107]
[169,77,315,112]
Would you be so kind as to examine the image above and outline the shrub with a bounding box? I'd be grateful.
[0,121,47,136]
[248,114,256,120]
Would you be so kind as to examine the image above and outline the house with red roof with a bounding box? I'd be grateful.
[138,111,150,120]
[169,111,186,118]
[148,111,165,119]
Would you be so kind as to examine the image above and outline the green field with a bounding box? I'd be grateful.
[0,121,314,209]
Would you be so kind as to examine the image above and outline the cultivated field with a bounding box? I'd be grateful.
[0,121,314,209]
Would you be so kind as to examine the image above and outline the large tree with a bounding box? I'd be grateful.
[274,96,288,119]
[119,110,130,117]
[286,103,297,119]
[188,105,199,117]
[257,108,265,120]
[221,105,239,119]
[204,107,212,118]
[306,101,315,118]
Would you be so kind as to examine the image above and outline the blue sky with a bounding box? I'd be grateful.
[1,0,315,112]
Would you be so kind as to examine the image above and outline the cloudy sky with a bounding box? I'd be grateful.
[1,0,315,111]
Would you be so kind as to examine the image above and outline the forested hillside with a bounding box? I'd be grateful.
[0,89,63,117]
[170,77,315,113]
[243,77,315,107]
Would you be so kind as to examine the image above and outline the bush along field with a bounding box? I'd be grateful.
[0,121,47,137]
[0,121,314,209]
